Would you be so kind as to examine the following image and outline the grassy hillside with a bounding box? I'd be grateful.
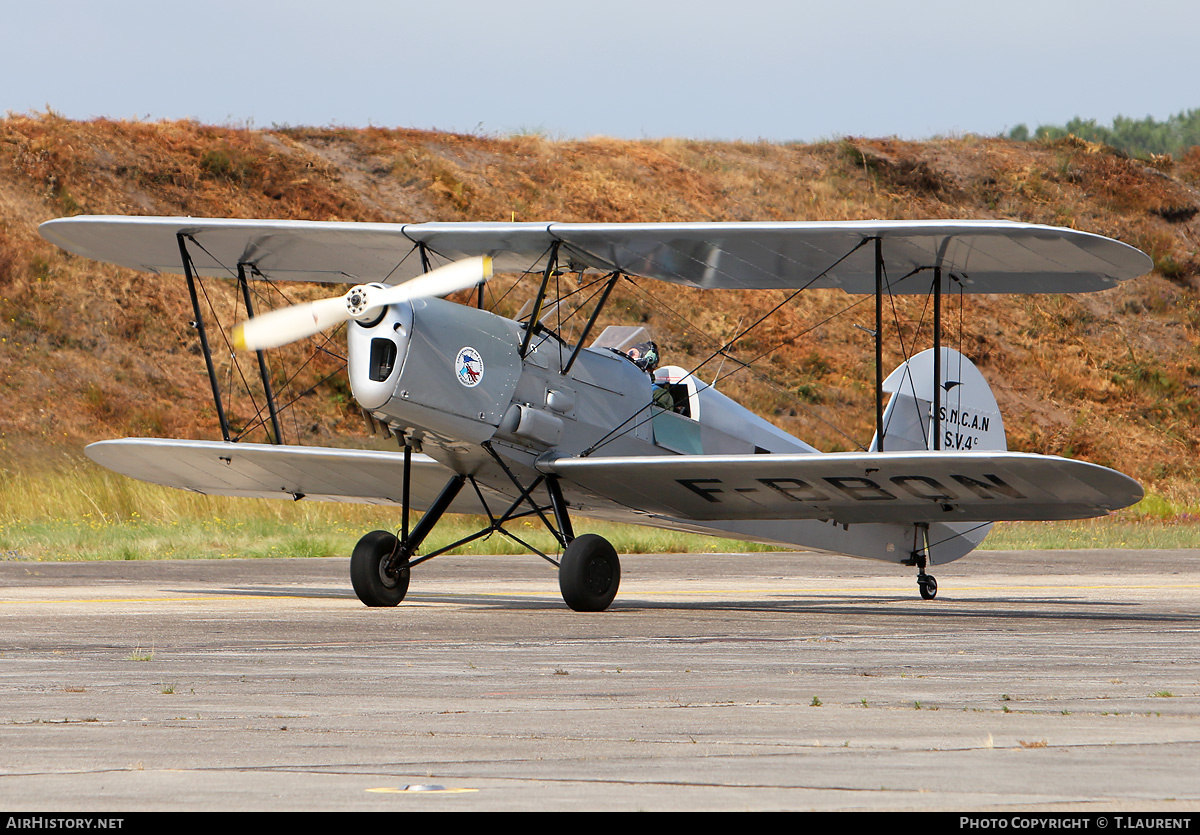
[2,112,1200,509]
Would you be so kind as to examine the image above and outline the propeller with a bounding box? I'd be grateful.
[233,256,493,351]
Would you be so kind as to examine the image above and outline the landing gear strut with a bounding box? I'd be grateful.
[348,443,622,611]
[546,474,621,612]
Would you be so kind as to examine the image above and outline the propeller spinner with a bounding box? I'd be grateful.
[233,256,493,351]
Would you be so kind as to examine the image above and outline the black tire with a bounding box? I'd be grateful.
[558,534,621,612]
[350,530,409,607]
[918,574,938,600]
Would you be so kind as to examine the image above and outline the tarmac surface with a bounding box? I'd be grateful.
[0,548,1198,811]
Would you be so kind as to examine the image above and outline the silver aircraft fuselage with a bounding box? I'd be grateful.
[349,297,806,495]
[345,296,980,564]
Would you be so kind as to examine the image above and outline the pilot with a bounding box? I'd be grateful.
[625,340,660,373]
[626,341,677,411]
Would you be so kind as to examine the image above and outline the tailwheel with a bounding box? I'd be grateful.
[350,530,410,607]
[558,534,621,612]
[909,524,937,600]
[918,573,938,600]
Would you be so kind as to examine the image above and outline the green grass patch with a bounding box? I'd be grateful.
[0,464,775,561]
[983,519,1200,550]
[984,493,1200,550]
[3,465,1199,560]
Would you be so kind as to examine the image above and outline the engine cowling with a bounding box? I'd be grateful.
[347,297,523,445]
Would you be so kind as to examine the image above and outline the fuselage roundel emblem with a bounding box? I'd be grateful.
[455,347,484,387]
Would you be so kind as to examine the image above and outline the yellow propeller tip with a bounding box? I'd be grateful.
[482,255,493,278]
[232,324,246,351]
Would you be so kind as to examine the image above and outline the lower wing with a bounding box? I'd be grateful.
[85,438,492,513]
[540,450,1142,524]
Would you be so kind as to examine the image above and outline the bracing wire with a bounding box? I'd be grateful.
[580,239,872,457]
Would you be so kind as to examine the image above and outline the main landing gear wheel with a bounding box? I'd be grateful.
[350,530,410,607]
[918,574,938,600]
[558,534,621,612]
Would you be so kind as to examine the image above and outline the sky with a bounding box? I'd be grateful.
[6,0,1199,142]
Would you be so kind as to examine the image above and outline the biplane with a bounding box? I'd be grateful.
[39,216,1150,609]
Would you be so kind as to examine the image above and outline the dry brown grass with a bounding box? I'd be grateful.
[1,114,1199,496]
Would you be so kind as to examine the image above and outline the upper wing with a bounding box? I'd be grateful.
[38,216,555,284]
[40,216,1150,294]
[541,450,1143,524]
[549,220,1151,294]
[86,438,495,513]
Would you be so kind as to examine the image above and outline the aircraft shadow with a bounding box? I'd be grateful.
[179,586,569,610]
[172,586,354,600]
[176,586,1200,624]
[608,596,1199,625]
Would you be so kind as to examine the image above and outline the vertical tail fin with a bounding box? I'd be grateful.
[871,348,1005,564]
[871,348,1006,453]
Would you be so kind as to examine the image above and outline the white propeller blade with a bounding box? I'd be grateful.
[234,256,492,351]
[232,296,356,352]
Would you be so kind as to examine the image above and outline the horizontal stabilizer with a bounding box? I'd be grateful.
[540,450,1142,524]
[86,438,492,513]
